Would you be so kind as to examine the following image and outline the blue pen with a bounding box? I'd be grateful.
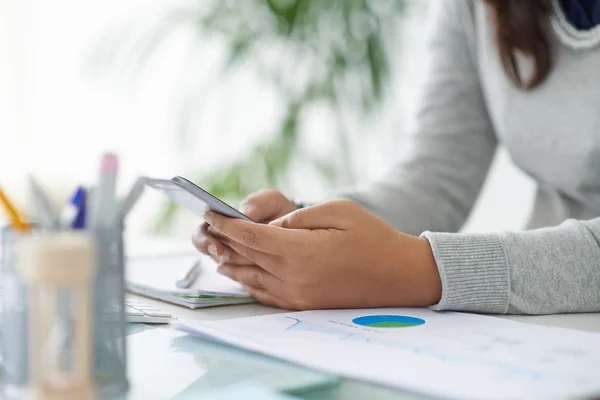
[59,186,87,229]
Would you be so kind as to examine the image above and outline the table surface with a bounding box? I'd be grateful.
[127,293,600,400]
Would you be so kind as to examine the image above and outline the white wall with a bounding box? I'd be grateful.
[0,0,184,232]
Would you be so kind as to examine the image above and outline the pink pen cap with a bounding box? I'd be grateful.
[101,152,119,172]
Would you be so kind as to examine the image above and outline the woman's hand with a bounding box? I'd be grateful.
[192,189,296,266]
[202,199,442,310]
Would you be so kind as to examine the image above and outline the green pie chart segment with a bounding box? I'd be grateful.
[352,315,425,328]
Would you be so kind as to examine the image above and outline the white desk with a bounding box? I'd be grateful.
[131,293,600,332]
[127,293,600,400]
[499,312,600,333]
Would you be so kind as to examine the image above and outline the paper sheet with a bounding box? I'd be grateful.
[175,308,600,400]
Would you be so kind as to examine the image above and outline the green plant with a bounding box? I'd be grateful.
[95,0,407,232]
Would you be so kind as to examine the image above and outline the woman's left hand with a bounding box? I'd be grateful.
[202,200,442,310]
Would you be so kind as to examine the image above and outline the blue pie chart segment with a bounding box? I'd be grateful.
[352,315,425,328]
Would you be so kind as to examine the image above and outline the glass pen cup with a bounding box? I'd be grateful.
[0,225,128,399]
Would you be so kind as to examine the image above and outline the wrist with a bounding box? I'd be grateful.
[386,233,442,307]
[416,237,442,305]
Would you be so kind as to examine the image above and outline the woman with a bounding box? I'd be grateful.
[192,0,600,314]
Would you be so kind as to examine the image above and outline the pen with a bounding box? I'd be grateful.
[176,260,202,289]
[116,177,147,223]
[91,153,119,228]
[28,176,58,230]
[58,186,86,229]
[0,186,30,233]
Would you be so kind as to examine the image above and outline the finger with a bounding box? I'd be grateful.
[245,287,292,310]
[206,225,255,265]
[218,237,286,278]
[207,225,232,244]
[217,264,287,300]
[238,189,293,222]
[217,243,254,266]
[191,224,226,257]
[191,225,253,266]
[269,200,356,230]
[204,211,305,255]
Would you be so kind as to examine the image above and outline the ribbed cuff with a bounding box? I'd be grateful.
[421,231,511,314]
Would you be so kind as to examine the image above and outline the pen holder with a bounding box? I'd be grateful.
[91,224,128,398]
[0,226,128,399]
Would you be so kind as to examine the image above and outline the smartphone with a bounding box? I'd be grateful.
[145,176,255,222]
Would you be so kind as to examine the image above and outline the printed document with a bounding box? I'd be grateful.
[176,308,600,399]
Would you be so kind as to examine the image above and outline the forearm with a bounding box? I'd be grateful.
[337,0,497,236]
[422,218,600,315]
[338,161,489,236]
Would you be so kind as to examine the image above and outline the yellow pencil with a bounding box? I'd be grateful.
[0,186,30,233]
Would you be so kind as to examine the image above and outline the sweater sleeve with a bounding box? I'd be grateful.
[423,218,600,314]
[338,0,497,236]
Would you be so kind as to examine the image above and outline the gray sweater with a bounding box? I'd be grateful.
[341,0,600,315]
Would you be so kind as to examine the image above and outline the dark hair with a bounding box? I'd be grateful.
[484,0,554,90]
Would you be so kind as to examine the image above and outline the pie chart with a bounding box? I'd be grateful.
[352,315,425,328]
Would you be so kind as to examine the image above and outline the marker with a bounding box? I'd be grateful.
[59,186,86,229]
[0,186,30,233]
[116,177,147,223]
[28,176,58,229]
[91,153,119,228]
[175,260,202,289]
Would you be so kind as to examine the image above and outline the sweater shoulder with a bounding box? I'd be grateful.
[431,0,487,40]
[428,0,486,65]
[453,0,484,32]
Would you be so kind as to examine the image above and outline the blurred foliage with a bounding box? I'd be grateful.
[95,0,407,232]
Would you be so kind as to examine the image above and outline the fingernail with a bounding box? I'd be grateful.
[208,244,218,257]
[217,266,229,276]
[192,225,202,238]
[191,227,201,246]
[204,212,214,224]
[219,249,230,263]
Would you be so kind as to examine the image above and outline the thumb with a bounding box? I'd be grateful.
[269,200,353,230]
[239,189,289,222]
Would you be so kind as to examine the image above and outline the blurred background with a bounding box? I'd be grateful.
[0,0,535,238]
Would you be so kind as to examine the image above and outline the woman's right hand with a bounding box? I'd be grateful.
[192,189,297,266]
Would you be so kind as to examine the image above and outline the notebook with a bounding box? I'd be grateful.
[126,253,255,308]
